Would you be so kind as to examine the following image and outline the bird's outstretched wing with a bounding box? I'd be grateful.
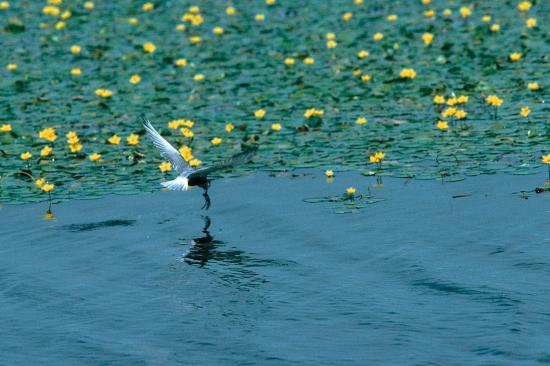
[142,116,189,174]
[188,148,257,179]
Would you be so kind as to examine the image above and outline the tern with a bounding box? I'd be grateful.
[142,116,256,209]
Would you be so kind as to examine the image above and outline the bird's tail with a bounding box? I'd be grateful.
[160,177,188,191]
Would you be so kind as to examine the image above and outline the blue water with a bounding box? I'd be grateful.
[1,172,549,365]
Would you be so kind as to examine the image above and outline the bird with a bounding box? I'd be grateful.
[142,115,256,209]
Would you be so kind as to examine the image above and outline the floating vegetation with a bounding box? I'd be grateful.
[0,0,548,203]
[304,188,385,214]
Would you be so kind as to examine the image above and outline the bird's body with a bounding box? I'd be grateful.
[142,116,255,208]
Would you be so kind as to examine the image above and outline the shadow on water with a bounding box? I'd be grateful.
[62,219,136,232]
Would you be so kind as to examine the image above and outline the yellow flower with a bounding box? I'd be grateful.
[142,2,154,11]
[326,40,337,48]
[387,14,397,22]
[42,5,60,15]
[179,146,193,161]
[446,97,457,106]
[355,117,367,125]
[211,137,222,145]
[422,0,431,4]
[303,57,314,65]
[436,120,448,130]
[326,32,336,40]
[255,14,265,21]
[455,110,467,119]
[69,143,82,152]
[175,58,187,67]
[129,74,141,84]
[193,73,204,81]
[482,15,491,23]
[225,123,234,132]
[271,123,282,131]
[460,6,471,17]
[181,128,194,138]
[95,89,113,98]
[213,26,224,35]
[354,0,363,4]
[509,53,522,62]
[84,1,94,10]
[40,146,53,157]
[518,1,532,12]
[422,33,433,45]
[0,124,12,132]
[443,9,452,16]
[361,74,371,82]
[325,170,334,178]
[55,21,65,30]
[424,9,436,17]
[6,63,16,71]
[66,131,77,139]
[254,108,266,119]
[127,134,139,145]
[143,42,156,53]
[20,152,32,160]
[159,161,172,172]
[41,183,55,193]
[441,107,457,118]
[70,45,81,54]
[128,18,138,25]
[457,95,469,104]
[189,158,202,167]
[342,12,353,21]
[520,106,530,117]
[527,82,539,91]
[89,153,101,161]
[400,68,416,79]
[542,154,550,164]
[67,136,79,145]
[35,178,45,187]
[490,24,500,32]
[70,68,81,76]
[39,127,57,142]
[226,6,236,15]
[357,50,369,59]
[284,58,295,66]
[486,95,503,107]
[190,36,201,44]
[373,33,383,41]
[61,10,72,20]
[175,23,185,31]
[188,5,200,14]
[108,135,121,144]
[526,18,537,28]
[433,95,445,104]
[346,187,356,195]
[353,69,362,77]
[370,152,385,163]
[304,108,324,118]
[0,2,9,10]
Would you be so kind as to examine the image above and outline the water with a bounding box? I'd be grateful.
[1,172,549,365]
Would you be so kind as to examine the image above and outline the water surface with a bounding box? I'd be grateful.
[1,172,549,365]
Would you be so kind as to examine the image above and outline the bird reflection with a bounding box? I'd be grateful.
[183,215,224,266]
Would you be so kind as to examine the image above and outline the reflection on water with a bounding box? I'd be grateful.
[183,216,223,267]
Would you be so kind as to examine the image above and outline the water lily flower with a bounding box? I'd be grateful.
[520,106,530,117]
[400,68,416,79]
[509,53,522,62]
[254,108,266,119]
[40,146,53,157]
[108,135,121,145]
[41,183,55,193]
[325,170,334,178]
[159,161,172,172]
[211,137,222,145]
[143,42,156,53]
[89,153,101,161]
[39,127,57,142]
[358,50,369,59]
[225,123,234,132]
[20,152,32,160]
[303,57,314,65]
[129,74,141,84]
[127,134,139,145]
[436,121,448,130]
[271,123,282,131]
[0,124,12,132]
[356,117,367,125]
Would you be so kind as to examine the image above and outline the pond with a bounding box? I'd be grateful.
[1,171,549,364]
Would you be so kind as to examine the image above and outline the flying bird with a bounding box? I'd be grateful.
[142,116,256,209]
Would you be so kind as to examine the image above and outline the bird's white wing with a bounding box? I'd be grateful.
[142,116,188,174]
